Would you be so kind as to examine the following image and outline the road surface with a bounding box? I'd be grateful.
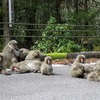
[0,65,100,100]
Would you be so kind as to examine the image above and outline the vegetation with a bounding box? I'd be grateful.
[0,0,100,53]
[46,53,67,60]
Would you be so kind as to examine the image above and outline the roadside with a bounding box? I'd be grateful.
[53,58,100,65]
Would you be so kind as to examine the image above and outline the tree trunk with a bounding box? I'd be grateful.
[3,0,10,47]
[55,0,61,23]
[75,0,79,13]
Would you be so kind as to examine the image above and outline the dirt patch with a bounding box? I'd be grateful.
[52,58,100,65]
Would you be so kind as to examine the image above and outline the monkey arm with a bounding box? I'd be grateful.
[12,49,21,58]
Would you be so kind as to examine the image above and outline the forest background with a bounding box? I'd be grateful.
[0,0,100,53]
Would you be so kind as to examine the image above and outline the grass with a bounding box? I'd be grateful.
[46,53,67,60]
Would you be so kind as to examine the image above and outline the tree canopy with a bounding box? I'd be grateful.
[0,0,100,52]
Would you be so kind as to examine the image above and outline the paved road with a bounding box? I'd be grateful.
[0,65,100,100]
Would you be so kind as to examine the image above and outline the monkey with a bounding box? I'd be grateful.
[82,62,96,79]
[10,60,42,74]
[2,40,20,68]
[93,60,100,71]
[70,54,86,78]
[25,50,46,62]
[0,53,11,75]
[40,56,53,75]
[25,50,41,61]
[18,48,30,61]
[10,50,42,73]
[87,70,100,82]
[87,60,100,81]
[39,55,47,62]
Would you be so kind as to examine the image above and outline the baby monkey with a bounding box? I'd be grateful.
[41,56,53,75]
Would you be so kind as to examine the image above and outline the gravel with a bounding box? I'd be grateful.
[0,65,100,100]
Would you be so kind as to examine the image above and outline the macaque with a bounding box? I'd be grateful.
[2,40,20,68]
[87,60,100,81]
[10,49,42,73]
[87,70,100,82]
[0,53,11,75]
[70,55,86,78]
[41,56,53,75]
[10,60,42,73]
[18,48,30,61]
[25,50,41,61]
[94,61,100,71]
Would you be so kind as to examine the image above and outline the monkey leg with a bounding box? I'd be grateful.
[1,69,11,75]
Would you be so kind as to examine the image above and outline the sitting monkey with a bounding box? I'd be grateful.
[70,54,86,78]
[0,53,11,75]
[40,56,53,75]
[2,40,20,68]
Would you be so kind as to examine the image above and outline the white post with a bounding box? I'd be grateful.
[8,0,12,27]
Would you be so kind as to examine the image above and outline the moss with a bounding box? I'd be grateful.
[46,53,67,60]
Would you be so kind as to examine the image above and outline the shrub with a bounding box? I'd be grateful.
[32,16,81,53]
[46,53,67,60]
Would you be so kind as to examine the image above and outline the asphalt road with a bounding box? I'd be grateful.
[0,65,100,100]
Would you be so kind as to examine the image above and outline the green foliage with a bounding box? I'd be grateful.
[32,16,81,53]
[1,0,99,52]
[94,46,100,51]
[46,53,67,60]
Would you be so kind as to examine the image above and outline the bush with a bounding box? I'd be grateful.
[32,16,81,53]
[94,46,100,51]
[46,53,67,60]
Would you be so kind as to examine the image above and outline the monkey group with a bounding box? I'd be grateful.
[0,40,53,75]
[0,40,100,82]
[70,54,100,82]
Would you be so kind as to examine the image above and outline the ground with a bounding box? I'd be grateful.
[1,65,100,100]
[53,58,100,65]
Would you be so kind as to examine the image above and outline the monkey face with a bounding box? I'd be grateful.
[8,40,18,49]
[12,43,18,49]
[32,50,41,59]
[11,66,20,72]
[33,53,39,58]
[76,55,86,63]
[45,56,52,65]
[47,59,51,65]
[79,57,85,63]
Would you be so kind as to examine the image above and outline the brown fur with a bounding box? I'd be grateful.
[87,60,100,81]
[10,60,42,73]
[10,50,42,73]
[25,50,41,60]
[2,40,20,68]
[19,48,30,61]
[0,53,11,75]
[70,55,86,78]
[87,70,100,82]
[41,56,53,75]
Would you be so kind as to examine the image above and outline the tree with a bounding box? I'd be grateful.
[3,0,10,47]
